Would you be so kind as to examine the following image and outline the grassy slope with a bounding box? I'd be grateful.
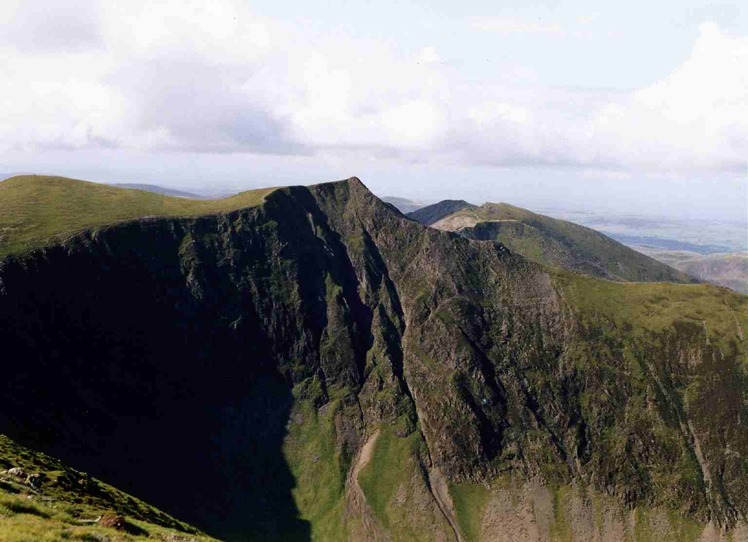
[0,435,213,542]
[283,390,350,542]
[356,427,452,542]
[356,428,418,532]
[0,175,275,259]
[449,482,491,542]
[433,202,695,284]
[556,272,748,352]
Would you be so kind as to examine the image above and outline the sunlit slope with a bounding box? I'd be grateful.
[0,175,275,258]
[558,272,747,352]
[0,435,214,542]
[434,201,697,283]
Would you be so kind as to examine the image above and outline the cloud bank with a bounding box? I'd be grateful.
[0,0,746,179]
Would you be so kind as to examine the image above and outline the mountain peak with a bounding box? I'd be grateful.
[407,199,477,225]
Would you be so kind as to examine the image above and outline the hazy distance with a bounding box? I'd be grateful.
[1,0,746,221]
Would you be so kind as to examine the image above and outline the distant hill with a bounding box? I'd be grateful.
[381,196,425,213]
[407,199,476,225]
[634,248,748,293]
[0,175,274,258]
[601,232,733,255]
[111,183,205,199]
[428,201,697,284]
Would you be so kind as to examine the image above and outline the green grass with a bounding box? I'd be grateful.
[449,482,491,542]
[283,393,349,542]
[357,428,416,529]
[0,435,214,541]
[356,427,448,541]
[0,495,212,542]
[441,202,696,284]
[557,271,748,352]
[0,175,275,258]
[549,484,573,542]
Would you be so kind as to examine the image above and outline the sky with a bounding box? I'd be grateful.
[1,0,746,220]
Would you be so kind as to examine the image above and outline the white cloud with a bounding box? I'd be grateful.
[577,14,598,25]
[101,0,276,62]
[417,46,441,65]
[0,0,102,51]
[468,102,530,127]
[469,17,565,36]
[585,22,748,174]
[0,2,745,180]
[447,22,748,175]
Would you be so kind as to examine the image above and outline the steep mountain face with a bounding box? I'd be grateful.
[426,201,697,284]
[407,199,477,225]
[0,178,746,541]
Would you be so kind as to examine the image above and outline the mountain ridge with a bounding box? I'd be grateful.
[1,176,746,541]
[0,174,276,259]
[407,199,476,225]
[417,199,697,284]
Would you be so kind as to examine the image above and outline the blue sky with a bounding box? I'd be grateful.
[252,0,745,88]
[1,0,746,219]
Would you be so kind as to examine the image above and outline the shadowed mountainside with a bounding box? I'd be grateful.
[0,176,746,541]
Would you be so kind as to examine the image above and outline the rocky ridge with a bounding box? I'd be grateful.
[0,177,746,541]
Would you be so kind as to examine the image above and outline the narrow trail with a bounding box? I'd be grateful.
[350,429,380,494]
[346,429,388,541]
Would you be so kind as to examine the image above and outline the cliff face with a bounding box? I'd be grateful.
[0,178,746,541]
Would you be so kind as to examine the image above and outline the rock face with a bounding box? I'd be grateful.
[0,178,746,541]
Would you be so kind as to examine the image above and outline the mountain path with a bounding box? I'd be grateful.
[346,429,389,541]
